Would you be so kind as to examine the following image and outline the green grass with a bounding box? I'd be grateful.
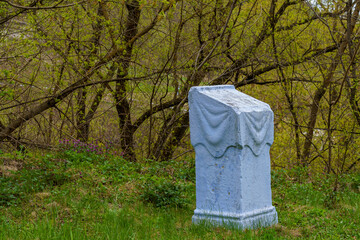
[0,150,359,239]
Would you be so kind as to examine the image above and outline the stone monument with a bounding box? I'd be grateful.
[189,85,278,229]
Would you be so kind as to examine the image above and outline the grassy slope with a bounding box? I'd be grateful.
[0,150,359,240]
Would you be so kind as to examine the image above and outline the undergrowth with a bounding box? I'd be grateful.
[0,148,359,239]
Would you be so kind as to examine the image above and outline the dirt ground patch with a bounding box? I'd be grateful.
[0,158,23,176]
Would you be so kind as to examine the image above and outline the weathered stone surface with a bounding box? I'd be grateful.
[189,85,278,229]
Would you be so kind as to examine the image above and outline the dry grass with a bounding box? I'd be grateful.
[0,158,23,176]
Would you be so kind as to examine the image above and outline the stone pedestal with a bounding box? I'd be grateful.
[189,85,278,229]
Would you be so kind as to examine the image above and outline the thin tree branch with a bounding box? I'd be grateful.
[0,0,83,10]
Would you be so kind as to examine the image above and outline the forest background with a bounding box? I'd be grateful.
[2,0,360,174]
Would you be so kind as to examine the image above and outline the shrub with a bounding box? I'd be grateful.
[0,159,71,206]
[0,177,23,206]
[140,178,189,208]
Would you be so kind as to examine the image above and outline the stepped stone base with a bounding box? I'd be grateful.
[192,206,278,229]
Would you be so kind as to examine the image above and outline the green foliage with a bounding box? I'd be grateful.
[272,168,360,210]
[139,177,190,208]
[97,158,138,183]
[0,150,359,239]
[0,158,71,206]
[350,174,360,193]
[0,177,22,206]
[58,149,100,165]
[173,158,195,182]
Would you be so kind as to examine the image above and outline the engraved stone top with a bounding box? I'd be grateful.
[189,85,274,158]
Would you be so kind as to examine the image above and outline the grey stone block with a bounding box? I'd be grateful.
[189,85,278,229]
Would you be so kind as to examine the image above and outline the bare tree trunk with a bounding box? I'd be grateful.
[346,0,360,127]
[76,88,87,141]
[114,0,141,161]
[158,112,189,162]
[76,1,106,142]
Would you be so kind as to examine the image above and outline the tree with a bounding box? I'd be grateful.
[0,0,359,175]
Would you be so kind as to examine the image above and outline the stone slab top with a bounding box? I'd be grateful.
[189,85,271,113]
[189,85,274,157]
